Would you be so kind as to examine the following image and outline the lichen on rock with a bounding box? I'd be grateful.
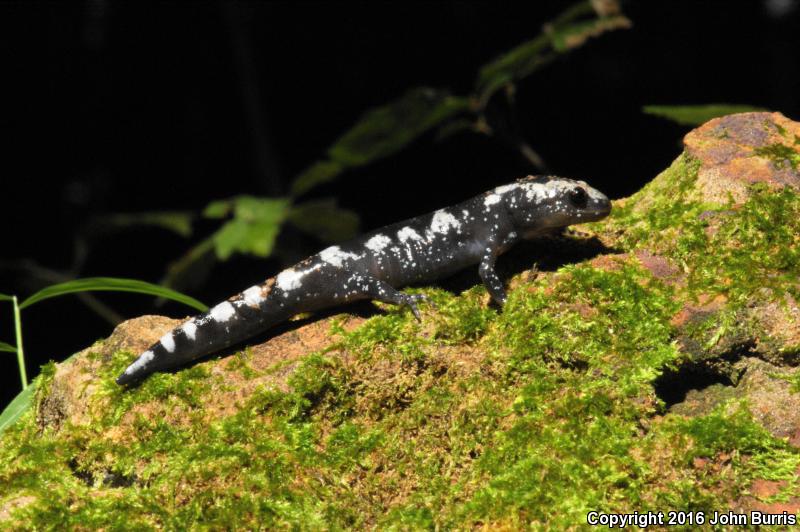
[2,112,800,528]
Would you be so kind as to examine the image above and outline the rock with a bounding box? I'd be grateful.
[37,313,365,435]
[38,316,179,432]
[684,112,800,204]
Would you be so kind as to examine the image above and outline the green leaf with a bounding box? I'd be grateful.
[0,382,36,435]
[290,160,344,198]
[290,89,470,196]
[91,211,194,237]
[328,88,470,167]
[207,196,291,260]
[288,199,360,243]
[435,118,477,142]
[0,294,13,301]
[203,200,235,219]
[19,278,208,312]
[549,15,632,52]
[475,2,630,103]
[642,104,768,126]
[0,341,16,353]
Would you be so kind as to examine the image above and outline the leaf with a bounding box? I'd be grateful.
[90,211,195,238]
[0,382,36,435]
[290,89,470,196]
[475,2,630,103]
[203,200,235,219]
[288,199,360,243]
[549,15,632,52]
[435,118,477,142]
[475,34,550,103]
[19,278,208,312]
[0,341,16,353]
[290,160,344,198]
[0,294,12,301]
[207,196,291,260]
[642,104,768,126]
[329,88,471,167]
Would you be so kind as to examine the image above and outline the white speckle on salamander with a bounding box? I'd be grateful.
[520,182,547,201]
[494,183,519,194]
[242,285,265,307]
[160,332,176,353]
[365,234,392,252]
[319,245,361,267]
[397,227,423,243]
[484,193,501,206]
[124,349,154,375]
[429,210,460,235]
[276,269,304,291]
[181,320,198,341]
[210,301,236,322]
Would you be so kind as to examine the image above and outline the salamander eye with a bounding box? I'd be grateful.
[568,187,588,208]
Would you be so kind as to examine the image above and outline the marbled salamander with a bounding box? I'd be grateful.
[117,175,611,385]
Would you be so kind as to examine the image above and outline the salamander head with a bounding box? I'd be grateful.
[493,175,611,237]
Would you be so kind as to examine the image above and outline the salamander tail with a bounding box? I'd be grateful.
[116,278,287,385]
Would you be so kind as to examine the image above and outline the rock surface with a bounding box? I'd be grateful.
[2,112,800,529]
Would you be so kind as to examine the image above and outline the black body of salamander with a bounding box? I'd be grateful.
[116,175,611,385]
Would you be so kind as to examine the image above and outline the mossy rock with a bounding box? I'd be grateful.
[2,112,800,529]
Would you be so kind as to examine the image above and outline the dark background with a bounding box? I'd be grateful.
[2,0,799,408]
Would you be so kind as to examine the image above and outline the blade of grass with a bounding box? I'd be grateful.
[0,381,36,435]
[19,277,208,312]
[12,296,27,389]
[0,341,16,353]
[0,351,80,436]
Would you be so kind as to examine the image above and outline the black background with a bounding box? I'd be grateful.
[2,0,799,408]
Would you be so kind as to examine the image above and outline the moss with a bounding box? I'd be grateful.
[676,185,800,304]
[225,347,261,380]
[754,143,800,171]
[601,153,706,253]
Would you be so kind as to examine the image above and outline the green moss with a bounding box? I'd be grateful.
[603,153,706,252]
[675,185,800,304]
[225,347,261,379]
[755,143,800,170]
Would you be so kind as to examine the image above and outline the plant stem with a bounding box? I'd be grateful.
[12,296,27,390]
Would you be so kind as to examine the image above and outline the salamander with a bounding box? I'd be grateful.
[116,175,611,385]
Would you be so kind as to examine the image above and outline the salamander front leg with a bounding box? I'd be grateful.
[479,252,507,306]
[364,278,430,321]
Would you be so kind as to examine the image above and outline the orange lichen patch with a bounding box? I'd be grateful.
[588,252,628,272]
[634,250,682,283]
[670,293,727,328]
[565,302,598,320]
[740,468,800,514]
[753,295,800,351]
[684,112,800,204]
[751,479,786,499]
